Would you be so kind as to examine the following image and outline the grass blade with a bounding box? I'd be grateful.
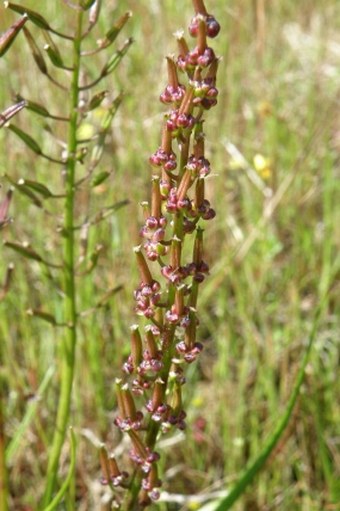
[5,366,55,463]
[212,299,326,511]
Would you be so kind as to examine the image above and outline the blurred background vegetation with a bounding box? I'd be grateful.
[0,1,339,509]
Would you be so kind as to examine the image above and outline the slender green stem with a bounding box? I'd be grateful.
[42,8,83,508]
[0,378,9,511]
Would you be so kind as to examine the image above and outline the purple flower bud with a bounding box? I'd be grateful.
[197,47,215,67]
[150,489,161,501]
[160,84,186,105]
[202,207,216,220]
[206,15,221,38]
[145,216,159,229]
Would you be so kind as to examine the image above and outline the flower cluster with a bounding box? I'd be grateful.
[105,1,220,507]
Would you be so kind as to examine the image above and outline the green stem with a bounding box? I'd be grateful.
[42,8,83,507]
[0,378,9,511]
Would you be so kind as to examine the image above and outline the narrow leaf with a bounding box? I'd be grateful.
[0,14,27,57]
[7,124,42,155]
[5,366,55,462]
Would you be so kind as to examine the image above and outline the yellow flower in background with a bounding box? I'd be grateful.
[253,153,272,180]
[228,154,245,171]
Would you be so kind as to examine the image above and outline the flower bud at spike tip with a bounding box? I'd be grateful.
[134,247,153,285]
[0,14,28,57]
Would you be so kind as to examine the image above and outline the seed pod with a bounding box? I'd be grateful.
[23,27,48,75]
[0,100,26,128]
[44,44,65,69]
[4,2,51,30]
[0,14,27,57]
[0,189,13,228]
[7,124,42,155]
[101,38,134,77]
[98,11,132,49]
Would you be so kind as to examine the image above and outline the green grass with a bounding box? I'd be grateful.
[0,0,339,509]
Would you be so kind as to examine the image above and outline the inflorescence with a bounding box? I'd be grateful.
[103,1,220,506]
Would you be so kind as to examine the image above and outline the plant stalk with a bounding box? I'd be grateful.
[0,378,9,511]
[42,8,83,507]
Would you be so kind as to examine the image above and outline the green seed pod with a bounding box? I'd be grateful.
[4,2,51,31]
[7,124,42,155]
[23,27,48,75]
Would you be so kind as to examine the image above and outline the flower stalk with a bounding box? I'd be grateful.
[106,1,220,508]
[41,7,84,506]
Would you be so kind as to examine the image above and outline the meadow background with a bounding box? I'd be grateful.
[0,1,339,510]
